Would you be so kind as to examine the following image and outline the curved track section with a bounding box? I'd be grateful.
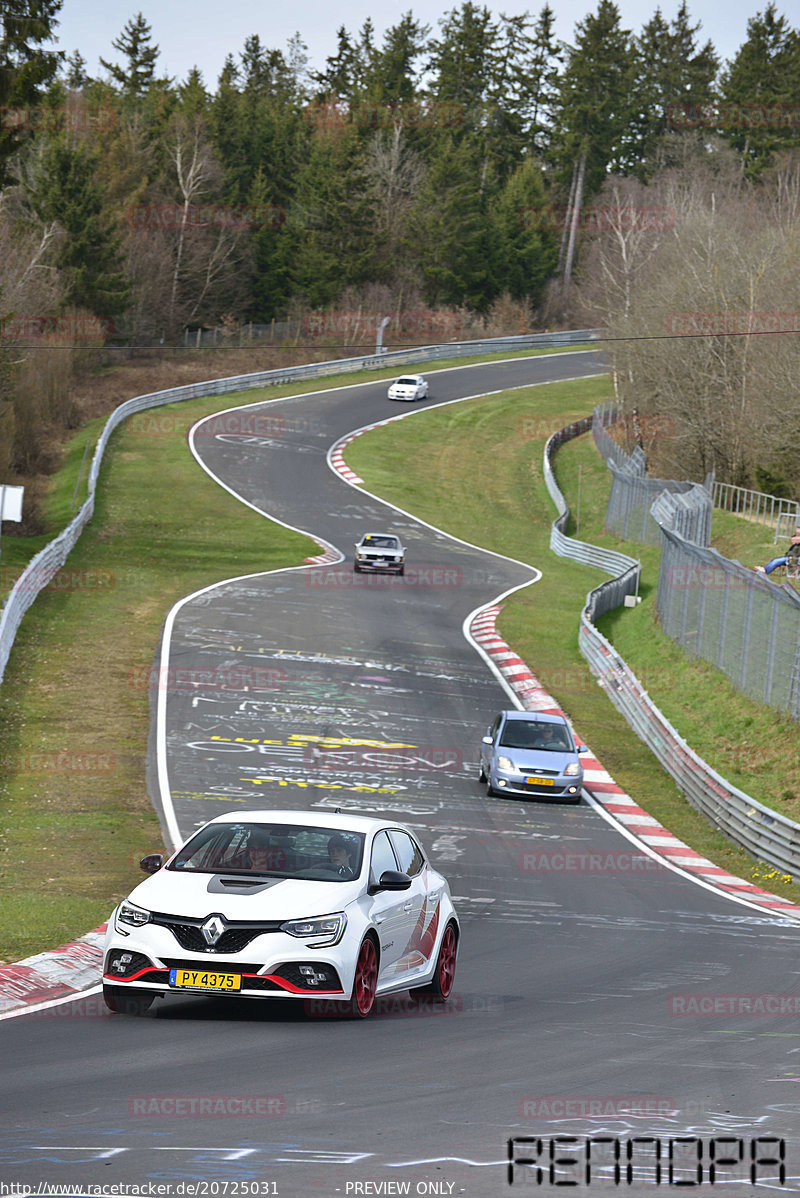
[2,353,799,1196]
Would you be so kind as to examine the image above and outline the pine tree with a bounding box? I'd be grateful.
[248,164,291,320]
[26,138,130,317]
[177,67,208,118]
[288,128,377,308]
[551,0,640,193]
[100,12,160,95]
[363,14,429,107]
[426,1,499,113]
[409,136,499,309]
[718,4,800,177]
[0,0,64,187]
[64,49,89,88]
[632,3,718,176]
[312,26,361,101]
[524,6,563,155]
[494,158,558,302]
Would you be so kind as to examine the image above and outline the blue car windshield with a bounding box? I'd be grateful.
[499,723,572,752]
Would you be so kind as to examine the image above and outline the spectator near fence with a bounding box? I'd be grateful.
[755,527,800,576]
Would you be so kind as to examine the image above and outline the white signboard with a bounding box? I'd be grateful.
[0,485,24,523]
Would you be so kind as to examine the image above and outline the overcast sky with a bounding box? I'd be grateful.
[54,0,772,90]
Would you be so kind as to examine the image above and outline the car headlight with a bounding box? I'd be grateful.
[115,900,151,934]
[497,755,514,772]
[565,762,581,776]
[281,913,346,946]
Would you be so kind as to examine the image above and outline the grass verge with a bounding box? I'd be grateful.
[0,393,315,963]
[346,378,800,904]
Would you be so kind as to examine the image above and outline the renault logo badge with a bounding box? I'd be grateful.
[201,914,226,946]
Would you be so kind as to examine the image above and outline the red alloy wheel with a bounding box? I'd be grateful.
[436,924,457,998]
[352,937,378,1017]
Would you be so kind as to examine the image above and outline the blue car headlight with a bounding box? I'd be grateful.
[497,755,514,772]
[565,762,581,776]
[281,913,346,947]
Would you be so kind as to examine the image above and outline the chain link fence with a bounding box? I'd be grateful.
[544,419,641,621]
[655,525,800,720]
[593,402,710,545]
[712,479,799,544]
[547,413,800,879]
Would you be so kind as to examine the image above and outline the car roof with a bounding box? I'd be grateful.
[500,710,568,726]
[359,532,399,541]
[204,809,406,835]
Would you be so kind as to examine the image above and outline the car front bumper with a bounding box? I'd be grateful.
[103,924,353,1001]
[490,769,582,799]
[355,556,404,571]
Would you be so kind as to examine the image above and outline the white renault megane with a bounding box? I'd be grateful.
[103,810,460,1018]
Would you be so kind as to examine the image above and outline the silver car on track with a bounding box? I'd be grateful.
[480,710,587,803]
[354,532,405,574]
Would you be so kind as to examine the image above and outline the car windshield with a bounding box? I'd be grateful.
[168,823,365,881]
[362,535,399,548]
[499,721,572,752]
[396,377,418,385]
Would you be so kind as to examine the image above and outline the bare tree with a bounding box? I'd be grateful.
[574,149,800,490]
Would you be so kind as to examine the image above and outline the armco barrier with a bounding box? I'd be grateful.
[544,418,641,621]
[0,329,601,687]
[545,415,800,877]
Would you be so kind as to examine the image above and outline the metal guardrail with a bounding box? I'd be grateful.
[0,329,602,687]
[546,413,800,878]
[712,479,799,543]
[543,419,641,621]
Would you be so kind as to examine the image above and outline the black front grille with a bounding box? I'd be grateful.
[150,913,282,954]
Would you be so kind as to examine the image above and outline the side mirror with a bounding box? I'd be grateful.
[140,853,164,874]
[368,869,412,895]
[482,735,493,745]
[577,745,589,754]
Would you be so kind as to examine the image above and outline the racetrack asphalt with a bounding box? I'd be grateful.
[2,352,799,1196]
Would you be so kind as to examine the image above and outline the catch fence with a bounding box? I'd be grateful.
[547,413,800,880]
[593,402,711,546]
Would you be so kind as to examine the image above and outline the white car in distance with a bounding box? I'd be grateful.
[388,374,429,401]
